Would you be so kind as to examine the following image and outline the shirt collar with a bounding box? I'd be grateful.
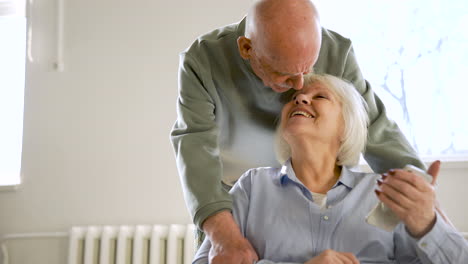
[276,159,358,189]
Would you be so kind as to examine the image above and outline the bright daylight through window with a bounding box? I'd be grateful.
[317,0,468,159]
[0,0,26,186]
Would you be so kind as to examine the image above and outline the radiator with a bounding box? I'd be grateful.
[67,224,197,264]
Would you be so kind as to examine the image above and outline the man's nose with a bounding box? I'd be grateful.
[295,93,310,105]
[290,74,304,90]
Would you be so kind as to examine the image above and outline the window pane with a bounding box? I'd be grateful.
[0,16,26,185]
[317,0,468,157]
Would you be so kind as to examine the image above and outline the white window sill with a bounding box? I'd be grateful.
[358,156,468,172]
[420,156,468,169]
[0,184,20,192]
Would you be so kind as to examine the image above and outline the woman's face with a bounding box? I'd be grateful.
[280,81,344,148]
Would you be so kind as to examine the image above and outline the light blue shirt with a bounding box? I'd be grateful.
[193,160,468,264]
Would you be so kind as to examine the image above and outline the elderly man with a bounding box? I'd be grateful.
[171,0,429,263]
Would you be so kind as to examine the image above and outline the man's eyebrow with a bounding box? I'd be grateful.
[273,65,314,76]
[275,70,291,75]
[270,65,302,76]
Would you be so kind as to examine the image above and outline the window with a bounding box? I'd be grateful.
[0,0,26,186]
[316,0,468,159]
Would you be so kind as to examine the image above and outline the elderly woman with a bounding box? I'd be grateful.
[193,74,467,264]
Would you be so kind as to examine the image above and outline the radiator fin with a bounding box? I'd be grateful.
[67,224,196,264]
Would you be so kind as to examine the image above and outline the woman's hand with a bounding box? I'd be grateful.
[305,249,359,264]
[376,161,441,238]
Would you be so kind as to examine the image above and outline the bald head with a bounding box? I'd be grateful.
[246,0,321,59]
[238,0,322,92]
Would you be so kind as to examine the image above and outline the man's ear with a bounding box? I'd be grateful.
[237,36,252,59]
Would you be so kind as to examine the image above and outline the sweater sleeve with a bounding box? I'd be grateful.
[341,43,425,173]
[170,52,232,229]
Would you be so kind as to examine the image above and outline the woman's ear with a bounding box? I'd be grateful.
[237,36,252,59]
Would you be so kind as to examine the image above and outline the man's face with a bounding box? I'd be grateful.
[248,47,317,93]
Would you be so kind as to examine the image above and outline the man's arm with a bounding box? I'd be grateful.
[171,52,232,228]
[172,52,257,264]
[203,211,258,264]
[341,45,425,173]
[192,170,259,264]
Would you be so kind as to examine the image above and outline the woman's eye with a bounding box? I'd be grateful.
[315,95,327,99]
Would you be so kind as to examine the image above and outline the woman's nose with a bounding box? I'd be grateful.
[295,94,310,105]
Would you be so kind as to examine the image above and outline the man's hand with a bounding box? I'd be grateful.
[203,210,258,264]
[376,161,442,238]
[305,249,359,264]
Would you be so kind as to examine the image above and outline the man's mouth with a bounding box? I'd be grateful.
[272,85,291,92]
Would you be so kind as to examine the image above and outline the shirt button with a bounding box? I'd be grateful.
[323,215,329,220]
[421,242,428,248]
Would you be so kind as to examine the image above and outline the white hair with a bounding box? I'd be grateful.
[275,74,369,166]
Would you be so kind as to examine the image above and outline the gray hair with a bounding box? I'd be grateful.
[275,74,369,166]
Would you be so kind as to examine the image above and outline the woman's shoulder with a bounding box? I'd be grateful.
[343,167,381,187]
[244,166,281,175]
[233,166,282,191]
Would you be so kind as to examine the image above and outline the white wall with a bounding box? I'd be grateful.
[0,0,251,263]
[0,0,466,263]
